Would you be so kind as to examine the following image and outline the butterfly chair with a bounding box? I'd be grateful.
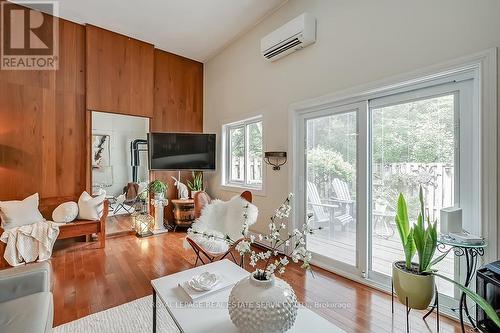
[113,193,132,214]
[185,191,257,267]
[114,182,148,214]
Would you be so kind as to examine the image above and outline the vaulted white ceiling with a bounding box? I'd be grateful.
[24,0,287,62]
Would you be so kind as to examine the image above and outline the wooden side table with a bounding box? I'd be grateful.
[171,199,195,231]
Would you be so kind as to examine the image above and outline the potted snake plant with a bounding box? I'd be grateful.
[392,187,436,309]
[187,172,203,198]
[393,187,500,328]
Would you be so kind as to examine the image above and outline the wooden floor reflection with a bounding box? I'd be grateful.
[50,216,469,332]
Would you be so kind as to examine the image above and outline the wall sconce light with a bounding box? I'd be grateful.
[264,151,287,170]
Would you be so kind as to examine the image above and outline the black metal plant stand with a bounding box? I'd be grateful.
[392,279,440,333]
[445,242,485,332]
[423,239,487,332]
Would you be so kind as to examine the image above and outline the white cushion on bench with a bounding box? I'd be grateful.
[77,191,105,221]
[52,202,79,223]
[0,193,44,230]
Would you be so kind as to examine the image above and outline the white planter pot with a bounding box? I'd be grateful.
[228,272,298,333]
[154,192,165,200]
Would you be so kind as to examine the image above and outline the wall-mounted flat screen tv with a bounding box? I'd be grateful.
[148,133,216,170]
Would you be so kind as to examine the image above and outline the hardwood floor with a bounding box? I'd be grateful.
[105,215,134,235]
[49,230,469,332]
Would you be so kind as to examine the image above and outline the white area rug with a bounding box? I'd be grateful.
[53,296,180,333]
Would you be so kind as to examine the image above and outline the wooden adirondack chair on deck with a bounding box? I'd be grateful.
[331,178,355,227]
[307,182,336,232]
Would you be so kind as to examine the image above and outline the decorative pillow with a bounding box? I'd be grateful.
[0,193,44,229]
[77,191,105,220]
[52,202,79,223]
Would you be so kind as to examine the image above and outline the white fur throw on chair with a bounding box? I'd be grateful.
[184,195,258,254]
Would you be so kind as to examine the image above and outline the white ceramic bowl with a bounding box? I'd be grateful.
[188,272,220,291]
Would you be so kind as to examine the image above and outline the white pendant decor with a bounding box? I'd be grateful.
[228,272,298,333]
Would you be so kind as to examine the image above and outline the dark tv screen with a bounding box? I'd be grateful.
[148,133,216,170]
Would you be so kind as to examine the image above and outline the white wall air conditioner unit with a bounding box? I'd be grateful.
[260,13,316,62]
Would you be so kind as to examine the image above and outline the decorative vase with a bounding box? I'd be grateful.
[154,192,165,200]
[228,272,298,333]
[392,261,435,310]
[190,190,200,199]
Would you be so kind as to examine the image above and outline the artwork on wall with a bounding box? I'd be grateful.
[92,134,113,188]
[92,134,110,169]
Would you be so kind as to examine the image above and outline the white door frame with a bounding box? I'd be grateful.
[289,48,497,298]
[294,101,368,278]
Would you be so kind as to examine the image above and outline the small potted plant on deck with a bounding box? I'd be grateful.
[393,187,500,327]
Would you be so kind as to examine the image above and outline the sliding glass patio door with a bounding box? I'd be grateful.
[298,102,367,276]
[295,76,476,305]
[368,83,465,298]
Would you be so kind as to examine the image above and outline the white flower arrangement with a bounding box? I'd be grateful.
[236,193,318,281]
[188,193,318,281]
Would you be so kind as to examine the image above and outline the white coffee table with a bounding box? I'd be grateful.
[151,259,344,333]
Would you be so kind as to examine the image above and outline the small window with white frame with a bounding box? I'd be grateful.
[223,116,263,190]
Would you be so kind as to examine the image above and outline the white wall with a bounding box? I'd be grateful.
[92,112,149,197]
[203,0,500,243]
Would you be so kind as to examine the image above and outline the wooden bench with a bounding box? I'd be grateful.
[0,196,108,269]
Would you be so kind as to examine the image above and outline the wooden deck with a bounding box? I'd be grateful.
[307,227,455,296]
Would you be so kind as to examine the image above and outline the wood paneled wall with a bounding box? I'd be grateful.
[86,25,154,117]
[151,50,203,132]
[0,3,203,216]
[0,14,86,202]
[151,49,204,222]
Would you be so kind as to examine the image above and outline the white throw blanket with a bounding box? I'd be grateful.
[0,220,60,266]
